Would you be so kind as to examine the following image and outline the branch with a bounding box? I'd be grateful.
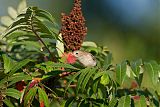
[31,22,57,62]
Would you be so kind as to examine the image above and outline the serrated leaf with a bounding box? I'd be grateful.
[8,7,18,19]
[24,87,37,107]
[76,68,91,94]
[38,87,49,107]
[1,16,13,27]
[5,88,21,99]
[3,98,15,107]
[17,0,27,14]
[82,68,97,92]
[2,54,15,73]
[117,96,130,107]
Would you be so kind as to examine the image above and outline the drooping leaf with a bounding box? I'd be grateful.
[144,61,159,86]
[103,52,112,69]
[64,97,75,107]
[116,62,127,86]
[2,25,29,38]
[76,67,91,94]
[8,73,32,86]
[65,71,81,93]
[108,97,118,107]
[38,87,50,107]
[5,88,21,99]
[8,59,32,76]
[81,68,97,92]
[3,98,15,107]
[93,71,104,80]
[117,96,131,107]
[2,54,15,73]
[134,95,147,107]
[24,87,37,107]
[36,9,55,23]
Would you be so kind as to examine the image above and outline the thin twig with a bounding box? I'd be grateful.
[30,16,57,62]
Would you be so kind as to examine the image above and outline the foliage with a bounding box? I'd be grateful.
[0,0,160,107]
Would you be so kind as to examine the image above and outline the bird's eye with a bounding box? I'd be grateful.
[75,52,78,55]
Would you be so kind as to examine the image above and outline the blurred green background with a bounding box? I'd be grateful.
[0,0,160,63]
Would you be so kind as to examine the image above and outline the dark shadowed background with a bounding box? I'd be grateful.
[0,0,160,63]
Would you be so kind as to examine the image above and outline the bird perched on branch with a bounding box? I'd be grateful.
[72,50,96,67]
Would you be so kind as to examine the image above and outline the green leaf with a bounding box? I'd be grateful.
[65,71,81,93]
[82,68,97,92]
[2,25,29,38]
[103,52,112,69]
[100,72,110,85]
[38,87,50,107]
[2,54,15,73]
[76,68,91,94]
[144,61,159,86]
[65,97,75,107]
[109,97,118,107]
[0,16,13,27]
[134,95,147,107]
[10,18,27,28]
[36,9,55,23]
[8,73,32,86]
[5,88,21,99]
[17,0,27,14]
[82,41,97,47]
[117,96,131,107]
[3,98,15,107]
[8,59,32,76]
[32,18,52,34]
[116,62,127,86]
[8,7,18,19]
[130,59,143,76]
[52,63,79,70]
[24,87,37,107]
[93,71,104,80]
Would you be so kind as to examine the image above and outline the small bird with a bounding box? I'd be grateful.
[72,50,96,67]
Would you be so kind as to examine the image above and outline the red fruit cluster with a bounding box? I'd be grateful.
[60,0,87,51]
